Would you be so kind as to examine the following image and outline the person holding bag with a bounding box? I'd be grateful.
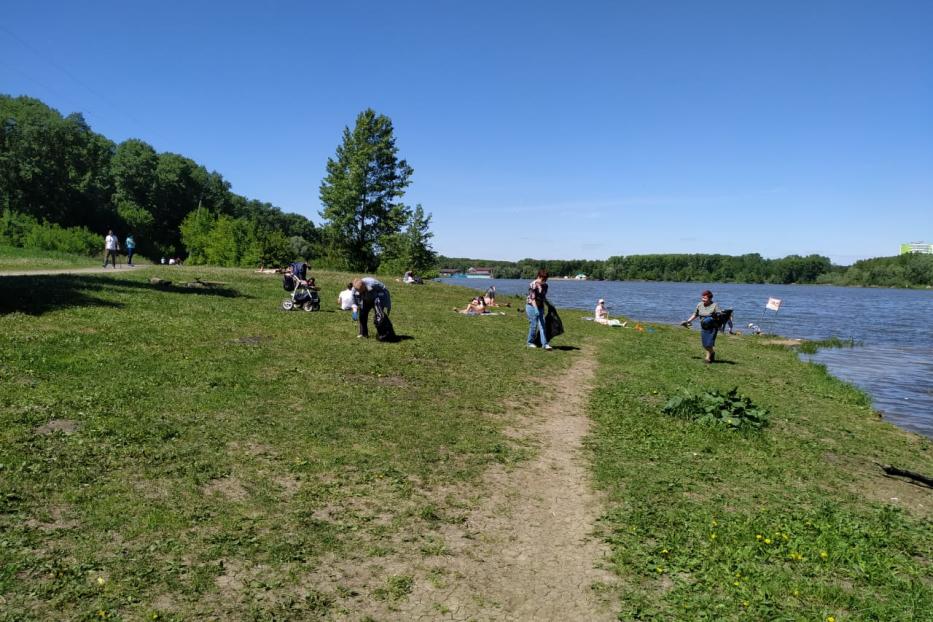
[525,269,552,350]
[684,289,722,363]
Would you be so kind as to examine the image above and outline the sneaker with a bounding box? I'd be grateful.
[527,343,538,348]
[543,344,553,350]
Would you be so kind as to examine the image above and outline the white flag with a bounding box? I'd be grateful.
[766,297,782,311]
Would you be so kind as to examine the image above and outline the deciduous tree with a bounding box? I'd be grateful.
[319,109,413,272]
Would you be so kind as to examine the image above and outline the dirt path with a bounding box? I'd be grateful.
[396,345,617,620]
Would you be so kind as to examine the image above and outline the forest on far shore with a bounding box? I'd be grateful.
[438,251,933,288]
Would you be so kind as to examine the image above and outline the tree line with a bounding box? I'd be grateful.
[439,252,933,287]
[0,96,437,274]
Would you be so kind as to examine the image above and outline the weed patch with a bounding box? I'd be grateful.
[662,387,769,431]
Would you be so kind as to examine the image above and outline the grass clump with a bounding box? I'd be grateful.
[662,387,769,431]
[798,336,861,354]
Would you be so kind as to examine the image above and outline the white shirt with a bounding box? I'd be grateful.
[105,234,118,251]
[338,289,356,310]
[595,303,607,319]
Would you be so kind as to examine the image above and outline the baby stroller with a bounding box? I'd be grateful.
[281,262,321,312]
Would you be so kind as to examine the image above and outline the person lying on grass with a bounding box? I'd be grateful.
[455,296,488,315]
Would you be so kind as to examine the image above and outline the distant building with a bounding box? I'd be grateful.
[466,267,493,279]
[574,274,588,280]
[900,242,933,255]
[439,268,464,278]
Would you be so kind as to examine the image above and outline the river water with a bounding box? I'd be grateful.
[440,278,933,438]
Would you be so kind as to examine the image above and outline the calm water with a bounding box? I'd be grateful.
[441,278,933,437]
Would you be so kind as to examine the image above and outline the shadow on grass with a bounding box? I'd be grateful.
[0,274,245,316]
[691,356,738,365]
[383,335,415,343]
[551,345,581,351]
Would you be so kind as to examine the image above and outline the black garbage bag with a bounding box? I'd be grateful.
[532,303,563,346]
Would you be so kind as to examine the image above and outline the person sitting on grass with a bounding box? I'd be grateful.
[482,285,510,307]
[595,299,609,324]
[338,282,356,311]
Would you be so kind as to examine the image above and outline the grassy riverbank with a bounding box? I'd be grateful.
[588,325,932,620]
[1,267,929,620]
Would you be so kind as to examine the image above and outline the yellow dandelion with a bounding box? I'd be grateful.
[764,538,772,545]
[793,589,800,596]
[661,548,669,555]
[742,600,749,608]
[827,616,836,622]
[820,550,829,560]
[712,519,719,527]
[96,577,106,586]
[733,581,740,587]
[710,533,717,540]
[656,566,665,573]
[755,534,763,540]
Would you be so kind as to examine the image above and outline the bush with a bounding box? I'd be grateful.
[662,387,769,431]
[0,209,100,256]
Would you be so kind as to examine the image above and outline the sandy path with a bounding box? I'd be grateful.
[395,345,617,620]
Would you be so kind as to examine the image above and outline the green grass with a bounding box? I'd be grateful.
[586,324,932,621]
[0,267,573,620]
[0,267,929,620]
[0,244,103,271]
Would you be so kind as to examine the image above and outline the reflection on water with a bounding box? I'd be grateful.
[441,278,933,437]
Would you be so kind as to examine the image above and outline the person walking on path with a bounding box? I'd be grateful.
[352,277,391,339]
[125,234,136,266]
[526,269,551,350]
[684,289,722,363]
[103,230,119,268]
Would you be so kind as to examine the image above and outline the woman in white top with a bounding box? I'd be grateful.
[595,299,609,323]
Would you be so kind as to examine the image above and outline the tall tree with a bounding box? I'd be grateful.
[379,204,437,275]
[319,109,413,272]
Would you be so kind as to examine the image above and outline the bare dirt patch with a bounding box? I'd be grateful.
[24,505,79,532]
[36,419,80,435]
[201,477,249,502]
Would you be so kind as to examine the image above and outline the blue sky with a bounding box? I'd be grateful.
[2,1,931,264]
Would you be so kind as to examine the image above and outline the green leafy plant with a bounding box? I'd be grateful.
[797,336,860,354]
[662,387,769,430]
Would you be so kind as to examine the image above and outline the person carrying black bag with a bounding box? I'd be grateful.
[352,277,394,341]
[527,269,563,349]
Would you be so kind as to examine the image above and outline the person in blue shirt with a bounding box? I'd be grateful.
[125,234,136,266]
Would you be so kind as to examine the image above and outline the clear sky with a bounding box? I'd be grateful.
[3,1,931,264]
